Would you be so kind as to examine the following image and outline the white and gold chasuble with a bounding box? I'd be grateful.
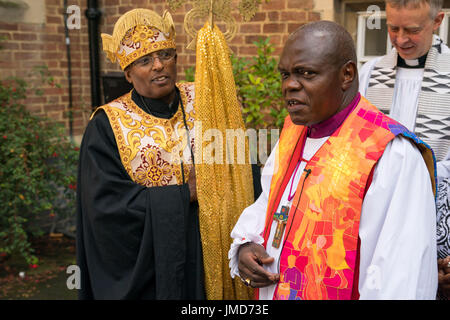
[92,82,196,187]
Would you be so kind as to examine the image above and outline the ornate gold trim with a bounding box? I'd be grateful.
[168,0,263,50]
[94,83,196,187]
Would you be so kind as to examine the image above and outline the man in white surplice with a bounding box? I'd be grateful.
[359,0,450,298]
[228,21,438,300]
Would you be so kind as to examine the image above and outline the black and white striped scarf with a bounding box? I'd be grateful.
[366,35,450,162]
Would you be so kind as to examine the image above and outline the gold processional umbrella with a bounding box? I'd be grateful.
[175,0,261,299]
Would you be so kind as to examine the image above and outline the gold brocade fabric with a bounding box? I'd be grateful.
[91,83,196,187]
[194,22,254,300]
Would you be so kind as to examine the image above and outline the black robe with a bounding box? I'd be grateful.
[76,90,205,299]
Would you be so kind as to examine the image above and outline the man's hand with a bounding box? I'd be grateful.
[188,167,197,202]
[438,256,450,298]
[238,242,280,288]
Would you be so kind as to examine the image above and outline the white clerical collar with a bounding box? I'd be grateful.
[404,59,419,67]
[397,53,427,69]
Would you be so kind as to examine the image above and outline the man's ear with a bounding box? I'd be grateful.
[433,11,445,31]
[124,68,133,84]
[341,61,357,91]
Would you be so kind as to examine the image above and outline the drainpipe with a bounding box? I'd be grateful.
[63,0,74,142]
[85,0,102,110]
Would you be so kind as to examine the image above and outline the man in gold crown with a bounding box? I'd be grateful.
[75,9,205,299]
[76,8,255,300]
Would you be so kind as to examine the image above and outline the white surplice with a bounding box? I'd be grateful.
[228,135,438,300]
[359,57,450,184]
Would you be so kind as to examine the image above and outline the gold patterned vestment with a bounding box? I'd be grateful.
[91,82,196,187]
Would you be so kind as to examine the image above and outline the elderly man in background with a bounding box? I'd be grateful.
[359,0,450,299]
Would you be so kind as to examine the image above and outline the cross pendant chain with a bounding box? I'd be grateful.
[272,205,290,248]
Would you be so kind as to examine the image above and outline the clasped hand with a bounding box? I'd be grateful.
[238,242,280,288]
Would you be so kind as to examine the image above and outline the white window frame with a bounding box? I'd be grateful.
[356,11,392,68]
[356,9,450,68]
[438,10,450,45]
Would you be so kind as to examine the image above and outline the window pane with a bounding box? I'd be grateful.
[364,18,387,56]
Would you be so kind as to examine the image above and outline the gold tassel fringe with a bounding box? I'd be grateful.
[101,9,176,63]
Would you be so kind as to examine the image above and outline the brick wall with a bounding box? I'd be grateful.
[0,0,90,144]
[0,0,321,144]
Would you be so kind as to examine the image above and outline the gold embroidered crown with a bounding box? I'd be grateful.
[101,9,176,70]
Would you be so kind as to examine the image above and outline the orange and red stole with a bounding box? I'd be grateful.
[261,97,434,300]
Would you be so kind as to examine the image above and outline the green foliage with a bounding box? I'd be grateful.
[184,65,195,83]
[0,0,28,9]
[0,66,78,267]
[232,37,287,129]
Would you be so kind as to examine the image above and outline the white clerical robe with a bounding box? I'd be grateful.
[229,135,438,299]
[359,56,450,185]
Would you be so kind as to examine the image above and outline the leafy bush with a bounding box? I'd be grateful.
[0,66,78,266]
[232,37,287,129]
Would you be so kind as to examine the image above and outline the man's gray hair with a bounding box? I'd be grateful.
[386,0,443,19]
